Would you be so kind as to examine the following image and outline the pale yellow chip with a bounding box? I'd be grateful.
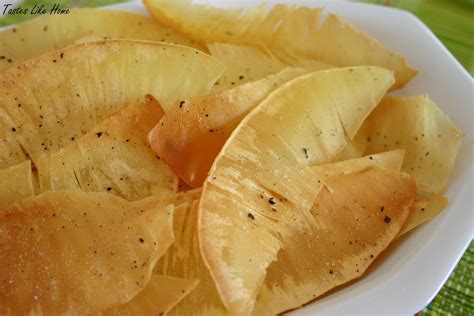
[363,95,463,196]
[313,151,448,239]
[208,43,288,93]
[254,167,416,314]
[198,66,393,314]
[0,40,224,169]
[144,0,416,88]
[315,150,405,180]
[0,160,35,209]
[0,8,203,71]
[334,123,371,161]
[37,95,178,200]
[399,195,448,236]
[148,68,307,188]
[102,275,199,315]
[0,191,174,315]
[155,202,227,315]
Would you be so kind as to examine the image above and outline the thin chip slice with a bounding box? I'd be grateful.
[398,195,448,236]
[314,150,405,180]
[102,275,199,315]
[0,8,203,71]
[0,191,174,315]
[334,122,371,161]
[272,49,334,72]
[144,0,417,88]
[155,202,227,315]
[253,167,416,314]
[0,160,35,209]
[37,95,178,200]
[363,95,463,195]
[208,43,288,93]
[315,151,446,238]
[198,67,394,314]
[0,40,224,169]
[148,68,307,187]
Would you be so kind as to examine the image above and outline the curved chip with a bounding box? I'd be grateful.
[0,191,174,315]
[314,150,405,180]
[37,95,178,200]
[102,275,199,315]
[363,95,463,195]
[148,68,306,188]
[198,67,394,314]
[144,0,417,88]
[0,160,35,209]
[0,40,224,169]
[253,167,416,314]
[398,195,448,236]
[0,8,203,71]
[208,43,288,93]
[155,201,227,315]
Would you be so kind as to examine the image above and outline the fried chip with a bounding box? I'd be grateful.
[0,191,174,315]
[102,275,199,315]
[253,167,416,314]
[0,8,203,71]
[148,68,306,187]
[399,195,448,236]
[208,43,288,93]
[363,95,463,196]
[0,160,35,209]
[144,0,416,88]
[315,150,405,180]
[0,40,224,169]
[37,95,178,200]
[198,67,394,314]
[155,202,227,315]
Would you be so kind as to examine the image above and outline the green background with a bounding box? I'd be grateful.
[1,0,473,315]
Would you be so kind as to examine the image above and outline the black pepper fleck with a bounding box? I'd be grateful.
[384,216,391,223]
[302,148,309,159]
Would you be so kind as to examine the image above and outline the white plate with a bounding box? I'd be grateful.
[4,1,474,315]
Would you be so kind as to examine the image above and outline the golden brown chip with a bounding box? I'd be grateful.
[37,95,178,200]
[102,275,199,315]
[399,195,448,236]
[253,167,416,314]
[148,68,306,187]
[0,160,35,209]
[0,191,174,315]
[198,67,394,314]
[144,0,417,88]
[363,95,463,195]
[155,202,227,315]
[0,8,203,71]
[0,40,224,169]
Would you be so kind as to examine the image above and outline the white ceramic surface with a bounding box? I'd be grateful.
[3,1,473,315]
